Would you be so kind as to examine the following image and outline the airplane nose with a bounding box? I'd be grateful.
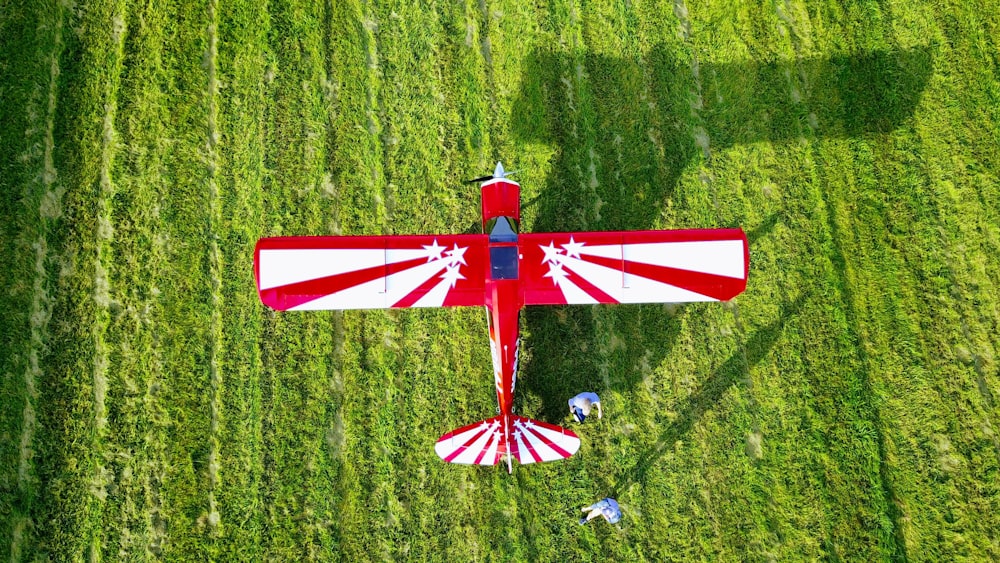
[494,161,505,178]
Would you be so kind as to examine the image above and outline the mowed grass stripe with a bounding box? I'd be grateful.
[147,0,218,557]
[259,0,339,558]
[733,4,877,554]
[68,0,129,556]
[763,3,908,558]
[0,1,68,558]
[434,0,495,186]
[21,0,132,558]
[801,1,997,557]
[361,4,446,559]
[98,0,176,557]
[691,17,800,545]
[214,0,271,557]
[799,126,901,560]
[89,8,131,556]
[320,1,378,558]
[786,5,907,558]
[852,5,1000,554]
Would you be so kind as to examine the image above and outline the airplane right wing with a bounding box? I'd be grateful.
[519,229,748,305]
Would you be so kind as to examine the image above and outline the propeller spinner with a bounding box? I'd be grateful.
[463,162,515,184]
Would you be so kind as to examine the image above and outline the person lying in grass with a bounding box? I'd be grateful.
[579,498,620,525]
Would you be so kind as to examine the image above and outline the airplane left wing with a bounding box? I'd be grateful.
[519,228,748,305]
[255,235,488,311]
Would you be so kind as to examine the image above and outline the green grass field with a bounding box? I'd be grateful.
[2,0,999,560]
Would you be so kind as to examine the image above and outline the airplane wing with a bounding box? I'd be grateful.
[255,235,488,311]
[519,229,748,305]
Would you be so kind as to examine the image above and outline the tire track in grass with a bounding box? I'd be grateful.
[202,0,224,534]
[810,143,908,561]
[765,4,862,556]
[85,4,129,560]
[669,2,810,556]
[142,237,170,559]
[104,3,172,557]
[7,2,67,558]
[775,6,907,557]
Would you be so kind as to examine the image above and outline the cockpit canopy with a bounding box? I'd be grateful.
[487,216,519,280]
[487,216,518,243]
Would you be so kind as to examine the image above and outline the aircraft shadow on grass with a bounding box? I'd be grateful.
[511,44,933,232]
[512,45,931,465]
[612,294,807,494]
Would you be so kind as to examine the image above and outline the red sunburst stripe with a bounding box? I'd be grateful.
[516,427,542,463]
[523,425,572,459]
[581,254,745,301]
[473,431,499,465]
[559,264,619,304]
[391,264,448,308]
[443,423,493,463]
[261,256,429,310]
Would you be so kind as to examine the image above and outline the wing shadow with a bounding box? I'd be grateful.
[511,44,934,231]
[512,44,930,433]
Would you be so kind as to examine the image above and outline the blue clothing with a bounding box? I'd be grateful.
[589,498,621,523]
[568,392,600,410]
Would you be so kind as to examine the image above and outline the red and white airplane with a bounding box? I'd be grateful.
[254,163,748,473]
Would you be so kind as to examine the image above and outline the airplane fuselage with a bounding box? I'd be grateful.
[481,174,524,471]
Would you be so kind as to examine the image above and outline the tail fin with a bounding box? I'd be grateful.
[435,415,580,471]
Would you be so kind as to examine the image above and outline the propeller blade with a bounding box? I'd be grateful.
[463,175,494,184]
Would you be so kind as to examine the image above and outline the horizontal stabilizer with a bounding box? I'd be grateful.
[435,415,580,468]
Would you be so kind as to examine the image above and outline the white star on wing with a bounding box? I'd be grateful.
[422,239,446,262]
[540,241,564,265]
[445,244,468,266]
[562,236,585,259]
[440,264,465,288]
[544,262,568,285]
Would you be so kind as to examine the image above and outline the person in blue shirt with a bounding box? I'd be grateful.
[568,392,602,423]
[579,497,621,525]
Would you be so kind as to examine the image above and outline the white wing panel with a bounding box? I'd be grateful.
[290,277,388,310]
[560,256,625,301]
[258,248,384,290]
[554,277,599,304]
[621,275,718,303]
[577,244,623,260]
[623,240,746,279]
